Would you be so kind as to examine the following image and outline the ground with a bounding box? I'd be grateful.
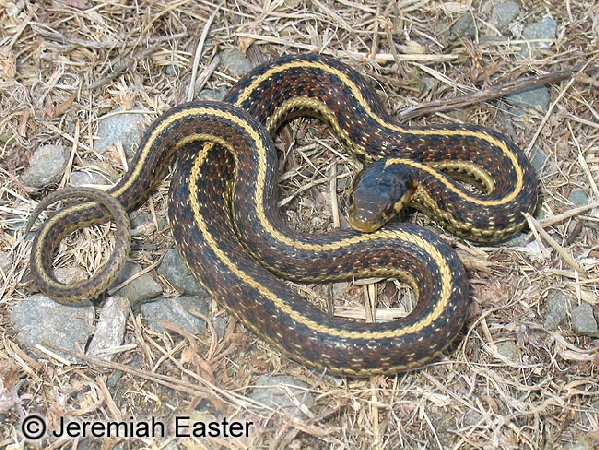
[0,1,598,449]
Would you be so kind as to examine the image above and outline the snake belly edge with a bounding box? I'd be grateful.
[26,53,539,376]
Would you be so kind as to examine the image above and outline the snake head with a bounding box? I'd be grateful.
[347,158,414,233]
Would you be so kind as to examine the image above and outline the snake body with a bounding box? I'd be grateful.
[25,54,538,376]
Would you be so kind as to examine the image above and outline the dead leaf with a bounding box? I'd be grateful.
[237,23,262,54]
[0,358,22,416]
[0,49,15,82]
[45,92,77,119]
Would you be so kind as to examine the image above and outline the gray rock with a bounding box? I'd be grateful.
[462,409,483,427]
[543,291,570,330]
[506,86,551,112]
[111,261,163,304]
[212,316,228,342]
[568,189,589,207]
[69,170,109,187]
[87,297,130,360]
[221,49,253,77]
[503,232,532,248]
[21,144,69,188]
[488,0,520,31]
[530,144,549,175]
[140,296,210,334]
[0,250,13,277]
[421,76,438,93]
[95,108,146,160]
[249,375,314,419]
[199,87,228,102]
[451,13,476,38]
[517,17,558,59]
[564,438,593,450]
[428,412,457,448]
[54,266,88,285]
[571,303,598,334]
[130,212,168,234]
[11,294,94,362]
[496,340,520,361]
[157,249,207,296]
[523,17,558,48]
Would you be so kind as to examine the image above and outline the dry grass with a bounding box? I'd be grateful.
[1,0,598,449]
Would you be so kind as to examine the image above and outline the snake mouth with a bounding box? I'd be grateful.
[347,194,412,233]
[347,214,381,233]
[346,200,390,233]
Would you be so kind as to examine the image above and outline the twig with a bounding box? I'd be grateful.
[89,46,160,90]
[539,201,599,227]
[525,213,588,276]
[192,54,221,100]
[32,25,187,50]
[398,65,598,121]
[186,0,224,102]
[524,77,577,156]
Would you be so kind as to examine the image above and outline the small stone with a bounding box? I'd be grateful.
[95,108,146,160]
[568,189,589,207]
[331,282,348,299]
[21,144,69,188]
[523,17,558,48]
[0,250,14,276]
[462,409,483,427]
[130,212,168,233]
[571,303,598,334]
[111,261,163,304]
[87,297,130,360]
[212,316,228,342]
[506,86,551,112]
[54,266,88,285]
[428,413,456,448]
[157,249,207,297]
[488,0,520,31]
[530,144,549,175]
[421,76,438,93]
[140,296,210,334]
[249,375,314,419]
[563,438,593,450]
[543,291,570,330]
[11,294,94,363]
[221,49,253,77]
[451,13,476,38]
[517,16,558,59]
[503,232,532,248]
[496,340,520,361]
[69,170,109,187]
[199,87,228,102]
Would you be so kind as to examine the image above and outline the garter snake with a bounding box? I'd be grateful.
[25,54,538,376]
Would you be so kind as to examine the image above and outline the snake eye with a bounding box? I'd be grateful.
[348,160,413,233]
